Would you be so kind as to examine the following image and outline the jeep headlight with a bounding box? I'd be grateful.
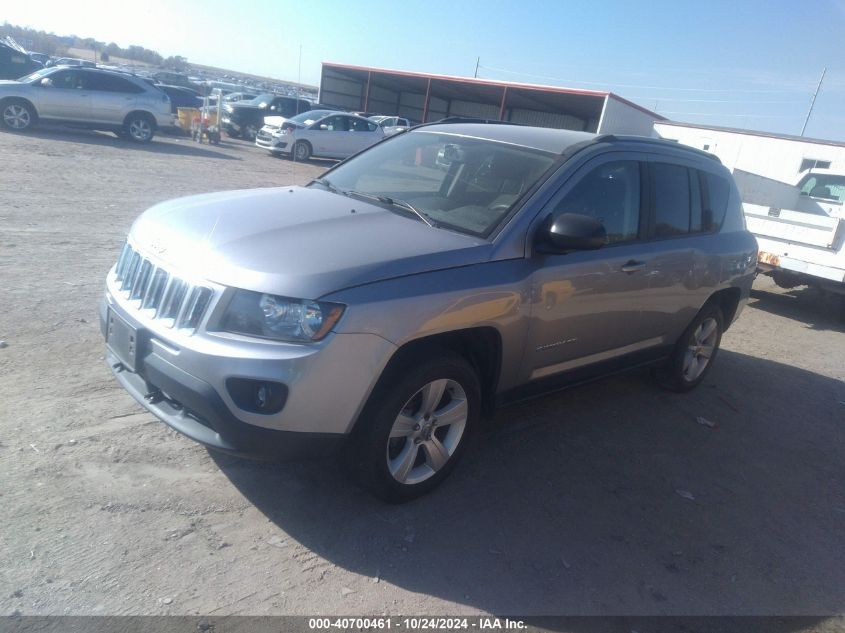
[221,290,344,342]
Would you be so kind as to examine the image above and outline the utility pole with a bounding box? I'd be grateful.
[800,67,826,137]
[474,57,480,78]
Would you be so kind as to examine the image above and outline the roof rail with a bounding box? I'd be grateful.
[594,134,721,163]
[435,117,524,126]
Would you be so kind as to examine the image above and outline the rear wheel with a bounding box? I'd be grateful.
[1,100,35,132]
[656,303,724,392]
[351,351,480,502]
[124,113,155,143]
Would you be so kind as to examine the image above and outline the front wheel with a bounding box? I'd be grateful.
[656,303,724,392]
[242,123,257,141]
[1,100,36,132]
[351,351,480,502]
[293,140,311,161]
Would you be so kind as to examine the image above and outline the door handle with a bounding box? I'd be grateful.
[621,260,646,273]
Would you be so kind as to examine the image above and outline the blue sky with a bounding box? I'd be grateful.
[7,0,845,140]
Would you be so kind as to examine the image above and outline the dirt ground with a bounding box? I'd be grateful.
[0,126,844,621]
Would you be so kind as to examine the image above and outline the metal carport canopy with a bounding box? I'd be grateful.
[319,62,660,131]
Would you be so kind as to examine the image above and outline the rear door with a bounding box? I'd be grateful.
[83,71,144,124]
[637,159,714,346]
[347,117,383,154]
[524,154,655,382]
[35,69,91,121]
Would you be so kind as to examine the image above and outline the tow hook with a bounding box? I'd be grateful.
[144,390,163,404]
[112,362,124,373]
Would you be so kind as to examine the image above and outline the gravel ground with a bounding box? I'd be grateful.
[0,127,843,622]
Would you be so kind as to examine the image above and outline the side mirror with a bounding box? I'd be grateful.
[319,124,329,130]
[540,213,607,252]
[40,77,53,88]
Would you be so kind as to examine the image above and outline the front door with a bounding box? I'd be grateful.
[524,157,656,381]
[35,69,91,121]
[305,115,353,157]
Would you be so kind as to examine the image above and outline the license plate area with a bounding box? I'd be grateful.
[106,309,139,372]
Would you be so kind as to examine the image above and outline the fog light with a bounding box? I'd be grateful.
[226,378,288,414]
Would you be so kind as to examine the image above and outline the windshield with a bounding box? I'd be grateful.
[18,67,55,83]
[314,130,557,238]
[289,110,332,124]
[798,173,845,204]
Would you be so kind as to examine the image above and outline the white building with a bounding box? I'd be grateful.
[653,121,845,183]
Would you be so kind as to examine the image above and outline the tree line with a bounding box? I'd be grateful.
[1,22,188,69]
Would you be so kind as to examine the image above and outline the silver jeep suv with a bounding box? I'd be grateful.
[0,66,174,142]
[101,123,757,501]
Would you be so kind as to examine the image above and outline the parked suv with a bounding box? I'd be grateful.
[0,66,175,142]
[101,123,757,501]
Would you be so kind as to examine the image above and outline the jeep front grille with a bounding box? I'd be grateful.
[113,242,212,332]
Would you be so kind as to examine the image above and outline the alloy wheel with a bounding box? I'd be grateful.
[128,118,152,141]
[682,317,718,382]
[3,104,31,130]
[386,378,468,485]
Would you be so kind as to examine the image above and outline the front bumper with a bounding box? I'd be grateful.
[255,132,289,153]
[100,284,396,458]
[105,347,344,459]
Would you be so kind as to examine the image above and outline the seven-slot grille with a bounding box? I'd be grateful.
[113,242,212,332]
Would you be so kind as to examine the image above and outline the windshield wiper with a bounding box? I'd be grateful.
[346,190,435,228]
[311,177,342,196]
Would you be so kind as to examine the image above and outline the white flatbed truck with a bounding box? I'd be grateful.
[736,168,845,301]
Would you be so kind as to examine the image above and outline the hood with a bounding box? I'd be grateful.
[129,186,490,298]
[262,115,287,128]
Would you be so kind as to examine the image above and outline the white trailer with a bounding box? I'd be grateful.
[735,168,845,296]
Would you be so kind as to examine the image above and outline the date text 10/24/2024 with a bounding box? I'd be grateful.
[308,617,527,630]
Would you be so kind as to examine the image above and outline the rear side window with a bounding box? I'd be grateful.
[652,162,691,237]
[552,160,641,244]
[84,73,143,93]
[701,171,730,231]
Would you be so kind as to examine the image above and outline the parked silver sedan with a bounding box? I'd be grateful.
[256,110,385,160]
[0,66,175,142]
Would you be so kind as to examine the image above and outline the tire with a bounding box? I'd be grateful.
[1,99,36,132]
[656,303,724,392]
[123,113,155,143]
[293,140,312,162]
[242,123,257,141]
[350,350,480,502]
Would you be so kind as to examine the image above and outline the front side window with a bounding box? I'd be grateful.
[315,130,557,238]
[652,162,691,237]
[49,70,83,90]
[317,116,348,131]
[552,161,641,244]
